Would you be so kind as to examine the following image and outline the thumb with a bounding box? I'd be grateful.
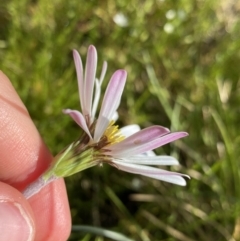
[0,182,35,241]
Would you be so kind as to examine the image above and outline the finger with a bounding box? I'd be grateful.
[28,178,71,241]
[0,71,71,240]
[0,182,35,241]
[0,71,51,190]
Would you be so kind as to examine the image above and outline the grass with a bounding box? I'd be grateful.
[1,0,240,240]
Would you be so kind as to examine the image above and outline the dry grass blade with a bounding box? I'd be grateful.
[141,210,195,241]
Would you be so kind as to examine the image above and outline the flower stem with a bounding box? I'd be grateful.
[22,175,58,199]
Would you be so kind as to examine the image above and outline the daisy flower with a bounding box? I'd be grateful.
[23,45,189,199]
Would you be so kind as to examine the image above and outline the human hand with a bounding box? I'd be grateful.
[0,71,71,241]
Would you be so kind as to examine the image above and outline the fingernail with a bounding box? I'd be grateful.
[0,201,34,241]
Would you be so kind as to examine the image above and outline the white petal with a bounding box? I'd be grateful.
[120,156,179,165]
[120,124,141,137]
[92,61,108,120]
[112,161,188,186]
[99,61,108,85]
[112,111,119,121]
[91,79,101,121]
[94,116,110,142]
[142,150,156,156]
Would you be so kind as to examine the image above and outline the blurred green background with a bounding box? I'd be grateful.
[1,0,240,240]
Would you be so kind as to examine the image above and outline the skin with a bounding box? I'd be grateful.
[0,71,71,241]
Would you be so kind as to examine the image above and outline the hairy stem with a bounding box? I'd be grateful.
[22,175,58,199]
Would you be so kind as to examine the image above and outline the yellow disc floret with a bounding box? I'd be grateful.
[104,120,125,145]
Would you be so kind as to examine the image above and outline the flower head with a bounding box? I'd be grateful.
[44,45,189,186]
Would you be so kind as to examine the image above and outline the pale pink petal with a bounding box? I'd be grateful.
[108,126,170,152]
[94,70,127,141]
[110,132,188,157]
[83,45,97,117]
[73,50,84,110]
[120,125,157,156]
[112,161,188,186]
[63,109,92,139]
[99,70,127,118]
[120,156,179,165]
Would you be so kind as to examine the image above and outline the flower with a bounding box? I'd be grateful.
[44,45,189,186]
